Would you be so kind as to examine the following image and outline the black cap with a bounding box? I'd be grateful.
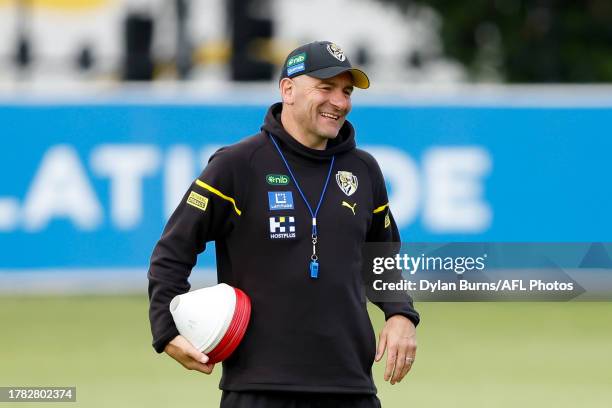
[280,41,370,89]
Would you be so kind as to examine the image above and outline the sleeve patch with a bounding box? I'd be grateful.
[186,191,209,212]
[384,211,391,228]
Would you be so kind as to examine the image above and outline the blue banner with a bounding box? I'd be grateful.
[1,102,611,274]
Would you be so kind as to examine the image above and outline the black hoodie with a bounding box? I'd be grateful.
[148,102,419,394]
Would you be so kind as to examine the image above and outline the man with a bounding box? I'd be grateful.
[148,41,419,408]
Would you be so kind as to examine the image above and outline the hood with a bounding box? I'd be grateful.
[261,102,356,161]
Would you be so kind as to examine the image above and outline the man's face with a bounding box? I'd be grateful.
[289,72,354,142]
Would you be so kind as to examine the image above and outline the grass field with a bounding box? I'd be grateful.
[1,297,611,407]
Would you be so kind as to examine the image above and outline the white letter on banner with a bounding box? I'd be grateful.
[165,145,195,219]
[366,146,420,228]
[91,145,160,230]
[0,198,20,231]
[423,147,492,232]
[22,145,102,231]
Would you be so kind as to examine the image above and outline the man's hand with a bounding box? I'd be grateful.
[375,315,417,385]
[164,335,215,374]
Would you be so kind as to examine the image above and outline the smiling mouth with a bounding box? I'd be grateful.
[320,112,340,121]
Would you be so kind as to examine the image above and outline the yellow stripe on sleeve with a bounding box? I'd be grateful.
[195,179,242,216]
[373,203,389,214]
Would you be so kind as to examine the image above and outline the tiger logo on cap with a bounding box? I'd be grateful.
[326,43,346,62]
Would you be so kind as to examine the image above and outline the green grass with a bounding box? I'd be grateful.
[1,297,611,407]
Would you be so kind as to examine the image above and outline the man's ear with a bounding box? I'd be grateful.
[280,78,295,105]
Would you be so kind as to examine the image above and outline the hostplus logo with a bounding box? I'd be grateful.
[269,216,296,239]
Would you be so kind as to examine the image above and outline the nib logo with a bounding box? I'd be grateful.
[266,174,290,186]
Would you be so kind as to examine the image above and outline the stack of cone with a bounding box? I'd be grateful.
[170,283,251,363]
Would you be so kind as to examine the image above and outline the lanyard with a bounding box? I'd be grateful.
[269,133,335,279]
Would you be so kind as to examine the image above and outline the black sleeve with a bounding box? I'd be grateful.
[147,147,247,353]
[366,158,420,327]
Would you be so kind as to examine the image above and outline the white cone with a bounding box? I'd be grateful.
[169,283,236,352]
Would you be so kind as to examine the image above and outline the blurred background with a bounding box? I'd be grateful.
[2,0,612,84]
[1,1,611,407]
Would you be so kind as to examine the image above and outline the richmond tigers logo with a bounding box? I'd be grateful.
[336,171,358,196]
[326,43,346,62]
